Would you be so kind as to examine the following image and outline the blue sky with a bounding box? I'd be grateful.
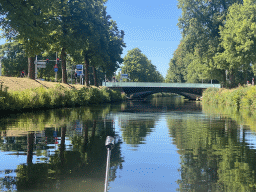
[105,0,182,78]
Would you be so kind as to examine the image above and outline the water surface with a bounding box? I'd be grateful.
[1,96,256,191]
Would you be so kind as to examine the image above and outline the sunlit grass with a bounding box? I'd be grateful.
[0,77,125,112]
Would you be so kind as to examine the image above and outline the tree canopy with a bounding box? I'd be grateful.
[0,42,27,77]
[121,48,164,82]
[166,0,255,87]
[0,0,125,85]
[215,0,256,85]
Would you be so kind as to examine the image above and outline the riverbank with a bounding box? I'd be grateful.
[202,85,256,109]
[0,77,126,113]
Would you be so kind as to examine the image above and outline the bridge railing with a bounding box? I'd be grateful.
[103,82,221,88]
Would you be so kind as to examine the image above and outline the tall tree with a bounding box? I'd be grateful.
[166,41,188,83]
[104,18,126,81]
[71,2,125,86]
[215,0,256,86]
[68,0,108,86]
[177,0,243,84]
[122,48,164,82]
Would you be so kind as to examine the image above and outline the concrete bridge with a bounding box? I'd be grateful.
[104,82,221,100]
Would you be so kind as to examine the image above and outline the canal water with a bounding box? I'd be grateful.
[1,96,256,191]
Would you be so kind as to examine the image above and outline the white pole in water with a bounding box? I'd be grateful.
[104,136,115,192]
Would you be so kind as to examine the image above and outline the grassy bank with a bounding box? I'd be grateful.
[202,85,256,109]
[0,77,126,113]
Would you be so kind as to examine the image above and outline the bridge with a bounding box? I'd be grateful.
[104,82,221,100]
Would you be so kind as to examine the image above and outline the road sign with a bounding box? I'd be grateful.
[76,70,83,76]
[76,64,83,70]
[36,61,46,65]
[54,64,58,68]
[54,68,58,72]
[121,74,128,78]
[37,64,46,68]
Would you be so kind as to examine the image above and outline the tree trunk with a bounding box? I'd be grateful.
[28,57,35,80]
[85,56,89,86]
[229,69,235,88]
[92,66,98,87]
[61,48,67,84]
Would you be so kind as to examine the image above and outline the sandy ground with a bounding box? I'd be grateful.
[0,76,87,91]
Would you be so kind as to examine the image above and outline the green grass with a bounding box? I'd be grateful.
[0,83,126,112]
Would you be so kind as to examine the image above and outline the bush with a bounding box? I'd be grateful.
[203,85,256,109]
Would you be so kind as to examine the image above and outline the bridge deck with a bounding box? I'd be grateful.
[104,82,221,88]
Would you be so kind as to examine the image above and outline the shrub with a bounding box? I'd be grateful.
[101,87,111,103]
[203,86,256,109]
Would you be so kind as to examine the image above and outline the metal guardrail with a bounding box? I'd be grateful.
[103,82,221,88]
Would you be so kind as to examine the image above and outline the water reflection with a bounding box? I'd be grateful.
[167,112,256,191]
[2,97,256,191]
[0,105,123,192]
[202,104,256,131]
[120,114,156,148]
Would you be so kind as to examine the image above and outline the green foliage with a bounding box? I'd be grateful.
[203,86,256,109]
[0,0,54,56]
[0,84,124,112]
[122,48,164,82]
[0,0,125,83]
[0,42,28,77]
[165,41,188,83]
[167,0,246,85]
[214,0,256,86]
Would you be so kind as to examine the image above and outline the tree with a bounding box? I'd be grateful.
[0,41,28,77]
[165,41,188,83]
[72,4,125,86]
[104,18,126,80]
[214,0,256,86]
[177,0,243,85]
[0,0,124,84]
[68,0,110,86]
[0,0,54,79]
[122,48,164,82]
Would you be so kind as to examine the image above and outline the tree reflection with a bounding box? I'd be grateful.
[167,116,256,191]
[121,120,155,147]
[27,132,34,164]
[0,105,123,191]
